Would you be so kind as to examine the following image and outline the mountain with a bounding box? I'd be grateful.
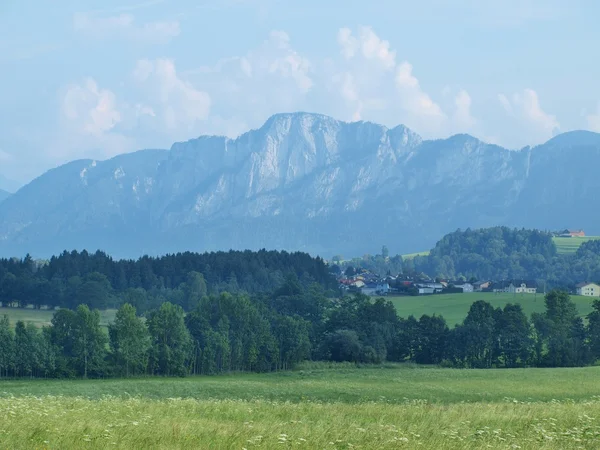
[0,112,599,259]
[0,174,22,193]
[0,189,10,203]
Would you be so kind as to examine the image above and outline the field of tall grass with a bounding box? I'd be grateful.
[1,364,600,449]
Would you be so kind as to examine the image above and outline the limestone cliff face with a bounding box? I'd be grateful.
[0,113,599,258]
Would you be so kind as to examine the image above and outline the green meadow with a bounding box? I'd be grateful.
[552,236,600,254]
[1,364,600,449]
[389,292,596,326]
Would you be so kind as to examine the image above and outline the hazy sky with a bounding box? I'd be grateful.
[1,0,598,186]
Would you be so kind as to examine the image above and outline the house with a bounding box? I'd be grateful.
[559,229,586,238]
[473,281,491,292]
[362,282,390,296]
[417,287,435,295]
[576,282,600,297]
[494,280,537,294]
[455,282,474,293]
[415,282,444,294]
[352,280,365,289]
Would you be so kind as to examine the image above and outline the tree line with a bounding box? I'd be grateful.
[407,227,600,288]
[0,250,338,313]
[1,285,600,378]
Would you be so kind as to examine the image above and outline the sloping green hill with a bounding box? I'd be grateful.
[553,236,600,255]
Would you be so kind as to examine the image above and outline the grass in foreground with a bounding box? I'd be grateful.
[389,292,595,326]
[2,395,600,449]
[1,365,600,448]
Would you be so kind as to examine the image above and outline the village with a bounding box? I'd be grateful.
[337,269,600,298]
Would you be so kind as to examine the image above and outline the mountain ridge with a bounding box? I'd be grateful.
[0,189,9,204]
[1,112,600,259]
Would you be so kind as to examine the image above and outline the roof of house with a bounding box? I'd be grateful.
[576,282,600,288]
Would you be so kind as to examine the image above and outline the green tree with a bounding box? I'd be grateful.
[109,303,151,377]
[0,315,14,377]
[415,314,449,365]
[461,300,498,368]
[533,290,589,367]
[494,303,532,367]
[14,321,36,377]
[183,272,207,311]
[147,302,192,376]
[73,305,108,378]
[381,245,389,259]
[587,300,600,361]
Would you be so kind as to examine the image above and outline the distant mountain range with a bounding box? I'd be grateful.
[0,189,10,204]
[0,174,21,193]
[1,112,599,259]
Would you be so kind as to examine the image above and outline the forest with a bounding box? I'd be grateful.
[407,227,600,287]
[1,285,600,378]
[0,249,338,313]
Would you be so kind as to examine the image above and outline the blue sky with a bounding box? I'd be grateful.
[0,0,598,186]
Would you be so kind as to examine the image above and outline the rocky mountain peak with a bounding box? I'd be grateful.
[1,113,600,258]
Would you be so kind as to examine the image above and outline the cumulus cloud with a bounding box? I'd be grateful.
[329,26,450,134]
[73,12,180,43]
[57,78,137,161]
[498,89,560,141]
[132,59,211,135]
[179,30,313,137]
[395,62,445,121]
[337,27,396,69]
[453,89,476,130]
[586,104,600,132]
[62,78,121,136]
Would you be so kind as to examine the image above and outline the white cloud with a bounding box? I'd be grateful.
[62,78,121,136]
[586,103,600,132]
[395,62,445,120]
[329,27,448,134]
[499,89,559,141]
[337,26,396,69]
[180,30,313,137]
[132,59,211,135]
[73,12,180,43]
[453,89,476,130]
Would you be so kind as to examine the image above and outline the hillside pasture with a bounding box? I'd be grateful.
[1,365,600,449]
[401,250,430,259]
[389,292,596,325]
[552,236,600,254]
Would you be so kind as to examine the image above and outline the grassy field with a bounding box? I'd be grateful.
[553,236,600,255]
[0,307,117,328]
[401,250,430,259]
[389,292,596,325]
[1,364,600,449]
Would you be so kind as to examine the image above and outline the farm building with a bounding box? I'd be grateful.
[454,282,474,293]
[559,229,586,237]
[576,282,600,297]
[362,282,390,296]
[473,281,491,291]
[493,280,538,294]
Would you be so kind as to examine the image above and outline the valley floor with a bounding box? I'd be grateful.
[1,364,600,449]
